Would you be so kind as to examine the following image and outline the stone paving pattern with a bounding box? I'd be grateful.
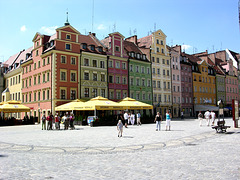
[0,118,239,179]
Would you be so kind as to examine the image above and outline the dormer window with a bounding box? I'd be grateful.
[136,53,141,59]
[82,43,87,49]
[50,40,54,47]
[90,45,95,51]
[98,47,103,52]
[131,52,135,58]
[142,54,146,60]
[14,63,19,69]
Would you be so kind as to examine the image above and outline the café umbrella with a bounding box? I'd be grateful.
[0,100,30,113]
[55,99,86,111]
[117,97,153,110]
[83,96,124,116]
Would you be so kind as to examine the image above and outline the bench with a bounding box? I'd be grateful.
[212,120,230,133]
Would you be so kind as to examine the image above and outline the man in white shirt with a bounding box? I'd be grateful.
[210,110,216,126]
[204,110,211,126]
[123,111,129,128]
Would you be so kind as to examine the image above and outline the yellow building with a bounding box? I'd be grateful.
[2,48,32,118]
[138,29,171,115]
[187,54,216,111]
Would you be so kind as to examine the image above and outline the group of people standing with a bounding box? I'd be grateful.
[154,110,172,131]
[198,110,216,126]
[41,112,75,130]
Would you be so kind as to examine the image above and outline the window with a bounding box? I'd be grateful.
[130,78,134,85]
[100,61,105,68]
[130,65,133,72]
[116,77,120,84]
[101,89,105,97]
[157,47,159,52]
[123,77,127,84]
[142,79,145,86]
[115,46,120,52]
[92,88,97,97]
[66,44,71,50]
[161,49,164,54]
[43,74,45,83]
[34,92,36,101]
[47,57,50,64]
[71,72,76,82]
[93,73,97,81]
[136,79,140,86]
[117,91,121,99]
[153,81,156,88]
[43,91,45,100]
[43,59,46,66]
[162,59,165,64]
[47,72,50,81]
[70,89,76,100]
[61,56,66,64]
[157,81,161,88]
[83,58,89,66]
[157,39,159,44]
[163,70,165,76]
[61,89,66,99]
[47,90,50,100]
[38,75,41,84]
[60,71,67,81]
[161,40,163,45]
[71,57,76,65]
[34,63,36,70]
[29,93,31,102]
[109,61,113,68]
[109,75,113,83]
[148,80,151,87]
[147,68,150,74]
[167,70,169,76]
[122,63,126,69]
[101,74,105,82]
[84,72,89,80]
[93,60,97,67]
[136,66,139,72]
[66,34,71,40]
[90,45,95,51]
[173,74,175,80]
[36,50,39,56]
[152,68,155,74]
[141,67,144,73]
[34,76,36,85]
[38,91,40,101]
[152,57,155,62]
[29,78,31,86]
[116,61,120,68]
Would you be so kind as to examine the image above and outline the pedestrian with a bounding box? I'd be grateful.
[41,113,46,130]
[55,113,60,130]
[128,113,131,125]
[181,111,184,119]
[61,113,67,129]
[137,111,141,126]
[166,110,172,131]
[64,112,70,130]
[117,120,123,137]
[204,110,211,126]
[130,112,135,125]
[70,113,75,130]
[210,110,216,126]
[46,113,53,130]
[198,111,203,126]
[154,112,162,131]
[123,111,129,128]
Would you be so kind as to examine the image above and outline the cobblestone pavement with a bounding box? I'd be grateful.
[0,118,239,179]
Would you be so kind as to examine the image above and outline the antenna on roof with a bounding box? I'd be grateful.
[133,28,137,35]
[65,9,70,26]
[113,23,116,32]
[129,28,132,36]
[92,0,94,32]
[154,23,156,32]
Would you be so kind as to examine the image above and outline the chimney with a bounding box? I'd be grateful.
[92,33,96,37]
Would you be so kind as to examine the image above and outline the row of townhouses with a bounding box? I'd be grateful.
[1,21,240,122]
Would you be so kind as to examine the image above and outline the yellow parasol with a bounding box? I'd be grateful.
[83,96,124,111]
[0,100,30,113]
[117,97,153,110]
[55,99,86,111]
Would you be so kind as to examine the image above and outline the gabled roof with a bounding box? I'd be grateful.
[32,32,43,42]
[109,32,125,39]
[124,41,142,54]
[2,88,9,93]
[56,25,80,34]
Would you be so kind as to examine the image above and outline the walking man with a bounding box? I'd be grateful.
[137,111,141,126]
[204,110,211,126]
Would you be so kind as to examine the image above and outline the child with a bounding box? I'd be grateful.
[117,120,123,137]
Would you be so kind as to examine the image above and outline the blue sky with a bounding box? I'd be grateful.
[0,0,239,62]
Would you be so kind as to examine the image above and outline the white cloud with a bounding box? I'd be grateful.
[40,26,58,35]
[182,44,192,50]
[20,25,27,32]
[97,24,106,30]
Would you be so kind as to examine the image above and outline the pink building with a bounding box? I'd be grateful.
[101,32,129,101]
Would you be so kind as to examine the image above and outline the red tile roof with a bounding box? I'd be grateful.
[137,35,152,48]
